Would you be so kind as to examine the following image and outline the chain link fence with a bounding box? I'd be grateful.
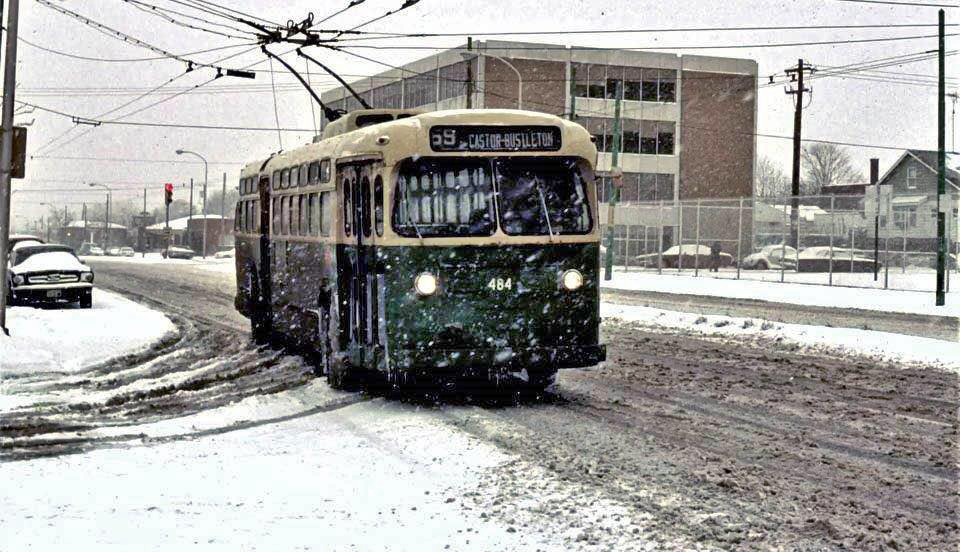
[601,192,959,292]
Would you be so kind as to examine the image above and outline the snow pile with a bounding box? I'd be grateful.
[0,290,176,380]
[602,303,960,372]
[603,270,960,318]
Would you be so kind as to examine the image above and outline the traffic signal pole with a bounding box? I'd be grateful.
[0,0,21,334]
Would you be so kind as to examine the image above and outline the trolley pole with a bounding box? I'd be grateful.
[603,81,622,281]
[936,9,946,306]
[0,0,20,334]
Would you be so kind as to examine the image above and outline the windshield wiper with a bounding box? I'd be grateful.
[535,182,555,241]
[401,180,424,243]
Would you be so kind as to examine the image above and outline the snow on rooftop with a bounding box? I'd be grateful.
[146,214,227,231]
[66,221,127,229]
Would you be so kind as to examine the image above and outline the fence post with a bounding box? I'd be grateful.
[851,228,856,273]
[885,197,890,289]
[694,200,701,277]
[901,214,907,274]
[736,198,743,280]
[657,200,664,275]
[829,196,835,286]
[780,197,787,283]
[678,201,684,272]
[624,224,632,272]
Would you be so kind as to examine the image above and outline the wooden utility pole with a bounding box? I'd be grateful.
[603,81,623,280]
[784,59,814,251]
[0,0,20,334]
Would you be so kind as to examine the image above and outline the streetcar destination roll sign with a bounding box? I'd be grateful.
[429,126,562,152]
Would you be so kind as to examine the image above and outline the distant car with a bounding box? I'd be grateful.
[797,247,879,273]
[741,245,798,270]
[163,246,196,260]
[6,244,94,308]
[106,247,122,256]
[77,243,104,256]
[119,247,136,257]
[213,248,235,259]
[636,244,734,269]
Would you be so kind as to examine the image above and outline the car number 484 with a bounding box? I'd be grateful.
[487,277,512,291]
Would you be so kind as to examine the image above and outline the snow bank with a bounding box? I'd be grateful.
[0,289,176,379]
[603,270,960,318]
[601,302,960,372]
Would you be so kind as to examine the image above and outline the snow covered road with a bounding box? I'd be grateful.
[2,258,956,550]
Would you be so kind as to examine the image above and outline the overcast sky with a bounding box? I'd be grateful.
[8,0,958,228]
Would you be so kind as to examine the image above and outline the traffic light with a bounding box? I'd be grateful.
[164,182,173,205]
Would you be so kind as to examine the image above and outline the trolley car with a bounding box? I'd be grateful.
[233,108,605,391]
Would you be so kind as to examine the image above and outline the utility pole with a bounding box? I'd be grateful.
[784,59,814,252]
[202,173,208,258]
[221,172,226,248]
[465,37,474,109]
[603,81,623,281]
[0,0,21,334]
[189,178,194,220]
[936,9,946,306]
[871,158,880,280]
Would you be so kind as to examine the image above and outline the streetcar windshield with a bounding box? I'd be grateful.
[393,158,496,237]
[495,158,592,236]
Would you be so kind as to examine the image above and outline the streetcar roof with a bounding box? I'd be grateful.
[239,109,597,180]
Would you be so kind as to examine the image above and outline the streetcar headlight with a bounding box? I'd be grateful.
[414,272,438,296]
[82,272,95,283]
[12,274,24,286]
[561,269,583,291]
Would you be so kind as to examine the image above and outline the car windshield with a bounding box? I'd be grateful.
[495,157,592,236]
[393,158,496,238]
[392,157,592,238]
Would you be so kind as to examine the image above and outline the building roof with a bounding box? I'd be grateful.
[65,221,127,230]
[146,214,227,231]
[879,150,960,190]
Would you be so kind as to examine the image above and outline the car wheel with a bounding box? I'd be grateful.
[759,260,769,270]
[79,289,92,309]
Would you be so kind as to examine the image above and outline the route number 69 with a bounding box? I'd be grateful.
[487,277,513,291]
[431,129,457,147]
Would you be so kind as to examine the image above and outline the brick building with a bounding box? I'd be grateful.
[319,40,758,254]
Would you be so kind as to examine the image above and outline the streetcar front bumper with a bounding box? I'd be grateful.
[391,344,606,373]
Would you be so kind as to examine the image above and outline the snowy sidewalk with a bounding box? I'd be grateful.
[602,270,960,319]
[0,289,176,406]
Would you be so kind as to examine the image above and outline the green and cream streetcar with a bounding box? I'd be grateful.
[233,108,605,392]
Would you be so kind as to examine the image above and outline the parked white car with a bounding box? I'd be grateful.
[741,245,798,270]
[6,244,94,308]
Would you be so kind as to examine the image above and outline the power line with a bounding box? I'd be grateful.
[834,0,957,8]
[118,0,259,41]
[335,32,959,51]
[28,156,243,165]
[313,0,367,27]
[10,32,255,62]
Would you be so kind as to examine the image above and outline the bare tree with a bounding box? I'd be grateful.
[801,143,863,195]
[755,155,789,198]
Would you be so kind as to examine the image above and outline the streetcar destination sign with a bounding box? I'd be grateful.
[429,126,562,152]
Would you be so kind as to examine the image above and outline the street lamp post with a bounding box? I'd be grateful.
[461,51,523,109]
[88,183,111,251]
[176,149,209,257]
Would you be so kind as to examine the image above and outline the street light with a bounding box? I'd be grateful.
[461,51,523,109]
[176,149,209,258]
[88,183,111,250]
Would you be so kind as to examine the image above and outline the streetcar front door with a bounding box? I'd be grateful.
[338,162,377,363]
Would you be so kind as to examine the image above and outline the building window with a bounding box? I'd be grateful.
[572,62,589,97]
[640,121,675,155]
[893,205,917,229]
[624,67,642,101]
[906,166,918,189]
[586,64,605,99]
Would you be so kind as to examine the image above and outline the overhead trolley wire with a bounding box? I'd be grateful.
[117,0,260,41]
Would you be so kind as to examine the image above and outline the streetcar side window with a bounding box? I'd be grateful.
[299,195,309,236]
[281,169,290,189]
[272,171,280,191]
[291,166,300,188]
[235,203,242,231]
[252,200,259,233]
[308,162,320,184]
[361,175,372,238]
[374,175,384,237]
[291,195,300,236]
[299,164,309,187]
[320,159,331,183]
[342,176,352,236]
[272,197,280,234]
[320,192,331,236]
[281,196,291,235]
[307,194,316,235]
